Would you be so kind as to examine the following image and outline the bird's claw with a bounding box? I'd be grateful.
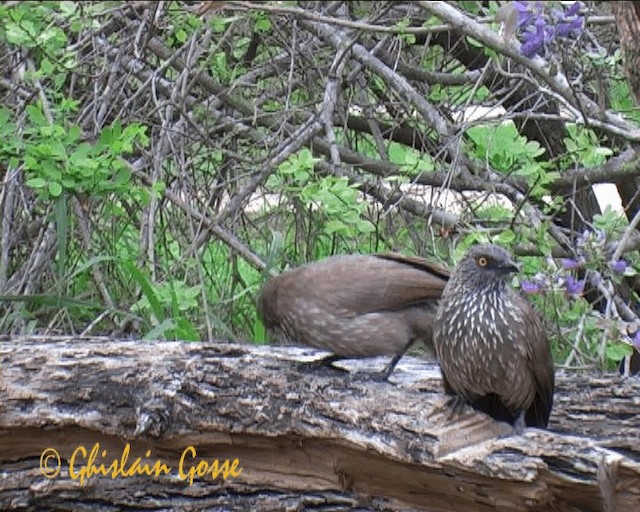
[298,354,348,374]
[428,395,468,423]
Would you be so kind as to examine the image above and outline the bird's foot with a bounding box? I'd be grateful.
[428,395,468,423]
[351,369,390,383]
[447,395,469,420]
[297,353,403,382]
[377,348,407,381]
[351,353,407,382]
[360,360,397,383]
[298,354,348,374]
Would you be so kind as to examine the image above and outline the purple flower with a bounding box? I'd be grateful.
[565,1,581,17]
[557,17,583,37]
[633,330,640,349]
[561,258,582,270]
[514,1,532,27]
[521,280,542,294]
[516,0,583,57]
[551,8,564,22]
[520,38,540,58]
[564,276,585,297]
[611,260,628,274]
[521,23,545,57]
[577,229,590,246]
[545,25,557,44]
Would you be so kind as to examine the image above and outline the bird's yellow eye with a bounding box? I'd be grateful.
[477,256,488,267]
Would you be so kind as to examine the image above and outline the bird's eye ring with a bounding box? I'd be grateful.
[477,256,488,267]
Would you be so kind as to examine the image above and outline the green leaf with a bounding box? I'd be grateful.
[298,148,316,168]
[495,230,516,245]
[123,261,165,324]
[38,161,62,181]
[26,105,48,127]
[254,319,267,344]
[175,29,188,43]
[0,107,11,125]
[49,140,67,159]
[40,58,54,75]
[0,293,104,311]
[324,219,348,234]
[68,255,117,280]
[293,167,310,184]
[113,168,131,185]
[26,177,46,188]
[66,125,82,144]
[264,231,284,277]
[54,194,68,275]
[144,318,175,340]
[255,16,271,32]
[69,143,92,166]
[605,342,633,362]
[356,221,376,234]
[5,21,34,46]
[59,1,78,16]
[404,151,419,166]
[174,317,200,341]
[48,181,63,197]
[465,36,483,48]
[211,16,232,33]
[151,181,166,195]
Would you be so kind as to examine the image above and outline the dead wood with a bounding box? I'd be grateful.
[1,336,639,511]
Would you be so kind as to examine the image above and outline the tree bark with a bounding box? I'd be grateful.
[612,2,640,105]
[1,336,639,511]
[612,1,640,222]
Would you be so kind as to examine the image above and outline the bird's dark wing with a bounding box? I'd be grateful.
[314,253,448,316]
[514,294,555,427]
[374,252,450,280]
[258,253,448,326]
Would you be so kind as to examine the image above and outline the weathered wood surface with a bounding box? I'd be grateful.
[1,336,639,511]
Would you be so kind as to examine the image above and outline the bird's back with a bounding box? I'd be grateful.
[257,253,448,357]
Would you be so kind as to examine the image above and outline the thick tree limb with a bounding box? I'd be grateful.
[1,336,639,511]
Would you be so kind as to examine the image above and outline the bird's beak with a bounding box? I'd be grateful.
[500,258,520,274]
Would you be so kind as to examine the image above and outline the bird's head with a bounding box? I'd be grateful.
[451,244,519,291]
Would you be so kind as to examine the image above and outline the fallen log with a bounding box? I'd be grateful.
[0,336,639,511]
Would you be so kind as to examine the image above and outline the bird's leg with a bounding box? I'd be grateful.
[355,340,414,382]
[378,352,402,380]
[512,411,527,436]
[377,342,412,381]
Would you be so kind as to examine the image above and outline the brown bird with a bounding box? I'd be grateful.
[433,244,555,429]
[257,253,449,379]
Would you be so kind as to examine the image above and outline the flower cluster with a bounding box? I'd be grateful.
[519,228,631,299]
[513,227,638,365]
[514,1,584,58]
[519,270,585,298]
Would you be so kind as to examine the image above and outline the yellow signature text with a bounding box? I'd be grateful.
[178,445,243,486]
[65,443,242,486]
